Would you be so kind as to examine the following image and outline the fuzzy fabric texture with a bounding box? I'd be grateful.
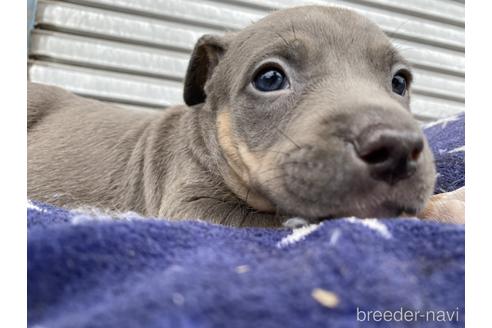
[424,113,465,193]
[28,114,464,328]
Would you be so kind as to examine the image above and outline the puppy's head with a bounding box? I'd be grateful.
[184,6,435,220]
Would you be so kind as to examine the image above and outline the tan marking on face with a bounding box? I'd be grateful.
[216,111,248,180]
[216,111,275,212]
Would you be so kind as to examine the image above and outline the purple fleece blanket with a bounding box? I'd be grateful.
[28,114,464,328]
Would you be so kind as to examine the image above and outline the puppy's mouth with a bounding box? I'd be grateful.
[283,203,419,228]
[381,201,417,217]
[251,145,431,221]
[307,201,418,222]
[255,166,424,220]
[280,201,420,227]
[339,201,419,220]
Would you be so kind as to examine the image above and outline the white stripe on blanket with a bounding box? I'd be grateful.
[277,222,323,248]
[346,217,392,239]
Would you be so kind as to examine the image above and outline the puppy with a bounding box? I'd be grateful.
[28,5,441,227]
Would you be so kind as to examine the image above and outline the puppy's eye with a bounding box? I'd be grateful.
[252,68,288,92]
[392,72,407,96]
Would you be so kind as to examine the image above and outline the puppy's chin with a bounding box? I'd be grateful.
[252,148,435,220]
[263,188,425,221]
[263,188,427,221]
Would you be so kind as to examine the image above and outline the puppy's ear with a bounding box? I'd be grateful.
[183,34,229,106]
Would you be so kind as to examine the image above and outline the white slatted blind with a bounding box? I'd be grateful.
[28,0,465,122]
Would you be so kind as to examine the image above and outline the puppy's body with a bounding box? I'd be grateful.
[28,84,275,226]
[28,6,437,226]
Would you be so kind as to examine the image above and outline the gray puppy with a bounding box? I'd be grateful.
[28,5,436,227]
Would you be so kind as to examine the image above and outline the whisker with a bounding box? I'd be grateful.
[274,205,280,222]
[274,126,301,149]
[386,19,411,40]
[392,43,415,53]
[261,174,287,185]
[280,160,315,167]
[221,201,242,226]
[245,186,250,204]
[254,166,282,176]
[273,30,290,48]
[248,149,291,156]
[239,210,249,227]
[291,20,297,41]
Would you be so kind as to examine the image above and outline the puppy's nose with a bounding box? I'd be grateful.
[356,127,424,185]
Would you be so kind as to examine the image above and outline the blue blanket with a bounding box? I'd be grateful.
[28,114,465,328]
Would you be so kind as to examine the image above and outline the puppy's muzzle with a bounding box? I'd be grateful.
[355,125,424,185]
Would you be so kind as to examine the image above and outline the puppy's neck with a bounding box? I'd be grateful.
[189,104,275,213]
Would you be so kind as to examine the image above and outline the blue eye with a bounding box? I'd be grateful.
[392,73,407,96]
[253,67,288,92]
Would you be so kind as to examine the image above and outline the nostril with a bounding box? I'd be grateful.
[410,147,421,161]
[360,146,391,164]
[409,139,424,162]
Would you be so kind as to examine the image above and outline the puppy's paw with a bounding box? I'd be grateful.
[418,187,465,224]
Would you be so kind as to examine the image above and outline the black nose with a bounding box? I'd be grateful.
[356,127,424,185]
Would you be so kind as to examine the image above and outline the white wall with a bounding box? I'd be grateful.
[28,0,465,122]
